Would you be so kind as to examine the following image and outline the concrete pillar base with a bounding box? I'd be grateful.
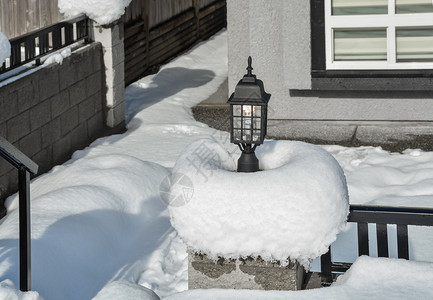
[91,20,125,128]
[188,251,305,291]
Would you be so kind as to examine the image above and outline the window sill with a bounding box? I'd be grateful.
[311,70,433,91]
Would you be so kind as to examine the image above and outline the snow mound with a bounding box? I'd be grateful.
[0,154,170,300]
[0,279,43,300]
[335,256,433,297]
[0,32,10,65]
[58,0,132,25]
[93,280,160,300]
[168,139,349,267]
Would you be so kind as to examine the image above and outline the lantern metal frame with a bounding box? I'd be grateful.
[227,57,271,172]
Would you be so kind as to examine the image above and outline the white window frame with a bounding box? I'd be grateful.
[325,0,433,70]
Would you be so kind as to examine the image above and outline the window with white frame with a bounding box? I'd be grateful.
[325,0,433,70]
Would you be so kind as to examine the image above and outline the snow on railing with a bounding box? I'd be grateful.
[0,15,90,75]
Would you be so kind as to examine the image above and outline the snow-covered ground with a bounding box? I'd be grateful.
[1,30,433,299]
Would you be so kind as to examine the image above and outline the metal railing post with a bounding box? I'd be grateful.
[18,166,31,292]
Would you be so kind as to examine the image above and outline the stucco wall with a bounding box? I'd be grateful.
[0,43,107,212]
[227,0,433,145]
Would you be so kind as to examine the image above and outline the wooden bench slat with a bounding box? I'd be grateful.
[376,223,389,257]
[357,222,369,256]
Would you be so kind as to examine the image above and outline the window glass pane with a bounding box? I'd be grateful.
[253,106,261,117]
[233,105,242,116]
[234,130,241,141]
[243,117,252,129]
[233,117,241,129]
[242,105,252,117]
[242,130,252,142]
[396,0,433,14]
[253,118,261,129]
[396,28,433,62]
[252,131,261,143]
[334,29,387,61]
[332,0,387,15]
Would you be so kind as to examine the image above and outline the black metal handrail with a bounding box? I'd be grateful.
[321,204,433,286]
[0,136,38,292]
[0,15,90,75]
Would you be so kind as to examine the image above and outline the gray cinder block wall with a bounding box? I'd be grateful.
[0,43,107,215]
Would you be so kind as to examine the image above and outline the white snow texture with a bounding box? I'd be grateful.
[58,0,132,25]
[169,139,349,267]
[0,32,10,65]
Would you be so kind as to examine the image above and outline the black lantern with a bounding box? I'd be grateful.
[227,56,271,172]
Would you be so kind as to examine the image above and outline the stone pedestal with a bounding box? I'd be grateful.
[188,251,305,290]
[91,21,125,128]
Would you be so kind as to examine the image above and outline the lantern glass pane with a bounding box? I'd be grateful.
[234,117,241,129]
[253,106,261,117]
[242,105,253,117]
[253,118,261,129]
[242,131,252,142]
[253,130,261,142]
[243,117,252,129]
[233,105,242,116]
[234,129,241,141]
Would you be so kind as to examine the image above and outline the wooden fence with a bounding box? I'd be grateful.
[0,0,63,39]
[123,0,227,85]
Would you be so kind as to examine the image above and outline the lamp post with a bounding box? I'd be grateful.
[227,56,271,172]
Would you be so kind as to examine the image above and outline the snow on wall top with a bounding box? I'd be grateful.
[58,0,132,25]
[168,139,349,268]
[0,32,10,65]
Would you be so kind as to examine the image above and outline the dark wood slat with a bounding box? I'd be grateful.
[198,0,226,19]
[149,18,195,49]
[124,20,145,39]
[376,223,389,257]
[357,222,369,256]
[149,29,195,60]
[148,32,196,64]
[125,42,146,58]
[199,19,225,40]
[349,205,433,226]
[148,9,195,41]
[397,224,409,259]
[125,50,147,71]
[331,262,352,273]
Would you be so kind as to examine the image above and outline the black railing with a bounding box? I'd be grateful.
[0,136,38,291]
[321,204,433,286]
[0,15,90,75]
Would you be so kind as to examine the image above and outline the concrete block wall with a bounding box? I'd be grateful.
[0,43,106,213]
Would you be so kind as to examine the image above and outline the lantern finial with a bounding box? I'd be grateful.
[247,56,253,76]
